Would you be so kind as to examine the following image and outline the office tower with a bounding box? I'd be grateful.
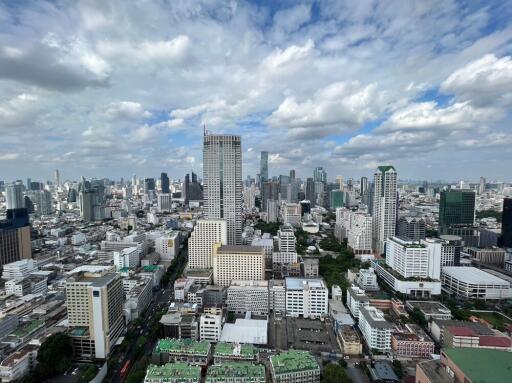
[278,224,296,253]
[157,193,172,211]
[478,177,486,195]
[282,203,301,226]
[397,217,426,241]
[144,178,156,194]
[189,219,227,269]
[330,190,344,210]
[313,167,327,184]
[502,198,512,248]
[347,213,373,255]
[26,178,31,189]
[54,169,60,186]
[79,190,95,222]
[0,209,31,270]
[285,278,328,318]
[266,199,278,223]
[347,178,354,191]
[260,151,269,184]
[67,188,78,203]
[372,166,398,254]
[300,200,311,216]
[289,169,295,180]
[23,196,34,214]
[360,177,368,196]
[336,176,344,191]
[439,189,475,233]
[423,235,462,266]
[184,172,203,203]
[243,185,256,210]
[305,178,315,205]
[66,271,124,359]
[262,180,279,210]
[161,172,170,194]
[35,190,53,215]
[5,184,24,210]
[212,243,265,286]
[203,133,242,245]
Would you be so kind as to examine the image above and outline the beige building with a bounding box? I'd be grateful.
[66,271,125,360]
[212,244,265,287]
[188,219,227,269]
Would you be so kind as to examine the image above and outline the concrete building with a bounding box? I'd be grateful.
[348,213,373,254]
[203,133,242,245]
[285,278,328,319]
[66,272,125,360]
[0,345,38,383]
[391,325,434,358]
[143,363,201,383]
[205,362,265,383]
[0,209,32,271]
[356,268,379,291]
[157,193,172,211]
[269,279,286,313]
[358,306,393,352]
[278,225,296,253]
[113,246,140,270]
[405,301,452,321]
[282,203,301,226]
[372,166,398,254]
[124,277,152,323]
[346,285,370,318]
[397,217,426,241]
[199,313,222,342]
[155,231,180,261]
[1,259,36,280]
[5,184,24,210]
[226,280,269,316]
[212,245,265,287]
[339,325,363,355]
[152,338,211,366]
[441,267,512,299]
[270,350,320,383]
[466,247,506,267]
[188,219,227,269]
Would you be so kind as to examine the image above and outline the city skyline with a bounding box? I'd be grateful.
[0,1,511,180]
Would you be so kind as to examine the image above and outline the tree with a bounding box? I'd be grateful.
[34,333,74,379]
[392,360,404,378]
[79,365,98,383]
[321,363,352,383]
[411,307,428,328]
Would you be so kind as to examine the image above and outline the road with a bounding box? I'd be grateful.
[346,362,371,383]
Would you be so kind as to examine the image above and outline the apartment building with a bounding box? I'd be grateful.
[346,285,370,318]
[226,280,269,316]
[188,219,227,269]
[285,278,328,319]
[199,314,222,342]
[212,245,265,287]
[358,306,393,352]
[270,350,320,383]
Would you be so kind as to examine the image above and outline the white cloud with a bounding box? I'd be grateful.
[0,153,20,160]
[103,101,150,120]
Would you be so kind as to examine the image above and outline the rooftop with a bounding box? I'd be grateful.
[271,350,319,375]
[406,301,452,316]
[154,338,210,356]
[285,278,326,290]
[443,348,512,383]
[360,306,393,329]
[217,245,264,254]
[214,342,257,358]
[144,363,201,381]
[442,266,509,285]
[206,362,265,380]
[417,360,453,383]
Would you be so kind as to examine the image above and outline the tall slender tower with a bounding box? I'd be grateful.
[54,169,60,186]
[372,166,398,254]
[203,132,242,244]
[260,151,269,184]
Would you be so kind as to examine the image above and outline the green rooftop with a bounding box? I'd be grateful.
[214,342,257,358]
[206,362,265,382]
[154,338,210,356]
[13,320,44,338]
[443,348,512,383]
[145,363,201,382]
[270,350,319,375]
[143,265,160,272]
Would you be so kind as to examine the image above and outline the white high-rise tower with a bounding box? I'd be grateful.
[203,132,242,244]
[372,166,397,254]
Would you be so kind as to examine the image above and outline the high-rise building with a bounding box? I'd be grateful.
[502,198,512,248]
[260,151,269,184]
[54,169,60,186]
[203,133,242,245]
[0,209,31,271]
[161,172,170,194]
[189,220,227,269]
[360,177,368,196]
[478,176,486,195]
[313,167,327,184]
[5,184,24,210]
[212,244,265,286]
[289,169,295,180]
[184,172,203,203]
[262,181,279,211]
[35,190,53,215]
[397,217,426,241]
[439,189,475,234]
[336,176,344,191]
[66,271,124,360]
[372,166,398,254]
[79,190,95,222]
[330,190,344,210]
[305,178,315,206]
[144,178,156,194]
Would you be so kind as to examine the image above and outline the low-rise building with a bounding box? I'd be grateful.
[391,325,435,358]
[1,260,37,280]
[466,247,505,266]
[441,266,512,299]
[205,362,266,383]
[269,279,286,314]
[143,362,201,383]
[339,325,362,355]
[270,350,320,383]
[0,345,38,382]
[405,301,452,321]
[356,268,379,291]
[152,338,211,366]
[285,278,328,319]
[226,280,269,316]
[160,312,198,340]
[213,342,258,363]
[174,278,194,301]
[200,314,222,342]
[346,285,370,318]
[124,277,153,323]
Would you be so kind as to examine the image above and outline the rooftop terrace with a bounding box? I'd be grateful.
[154,338,210,356]
[144,363,201,382]
[214,342,257,358]
[271,350,319,375]
[206,362,265,381]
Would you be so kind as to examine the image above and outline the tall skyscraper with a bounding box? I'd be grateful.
[313,167,327,184]
[35,190,53,215]
[289,169,295,180]
[305,178,315,205]
[501,198,512,248]
[5,184,24,210]
[183,171,203,203]
[260,151,269,184]
[372,166,398,254]
[0,209,32,270]
[478,176,486,195]
[144,178,156,194]
[161,172,170,194]
[336,176,344,191]
[262,180,279,210]
[439,189,475,233]
[54,169,60,186]
[203,133,242,244]
[360,177,368,196]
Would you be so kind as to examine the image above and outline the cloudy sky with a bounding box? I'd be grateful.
[1,0,511,183]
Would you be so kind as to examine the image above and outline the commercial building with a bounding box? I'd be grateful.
[330,190,344,210]
[358,306,393,352]
[199,314,222,342]
[1,259,36,280]
[213,342,258,363]
[372,165,398,254]
[0,345,38,383]
[203,133,242,245]
[226,280,269,316]
[285,278,328,319]
[159,311,198,340]
[220,318,268,345]
[502,197,512,247]
[270,350,320,383]
[212,245,265,287]
[339,325,362,355]
[397,217,426,241]
[5,184,24,210]
[260,151,268,183]
[282,203,301,226]
[466,247,505,267]
[269,279,286,313]
[346,285,370,318]
[155,231,180,261]
[356,268,379,291]
[206,362,265,383]
[0,209,32,271]
[347,213,373,254]
[152,338,211,366]
[405,301,452,321]
[113,246,140,270]
[157,193,172,211]
[124,277,153,323]
[391,326,434,358]
[66,272,125,360]
[143,362,201,383]
[439,189,475,233]
[441,267,512,299]
[188,219,227,269]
